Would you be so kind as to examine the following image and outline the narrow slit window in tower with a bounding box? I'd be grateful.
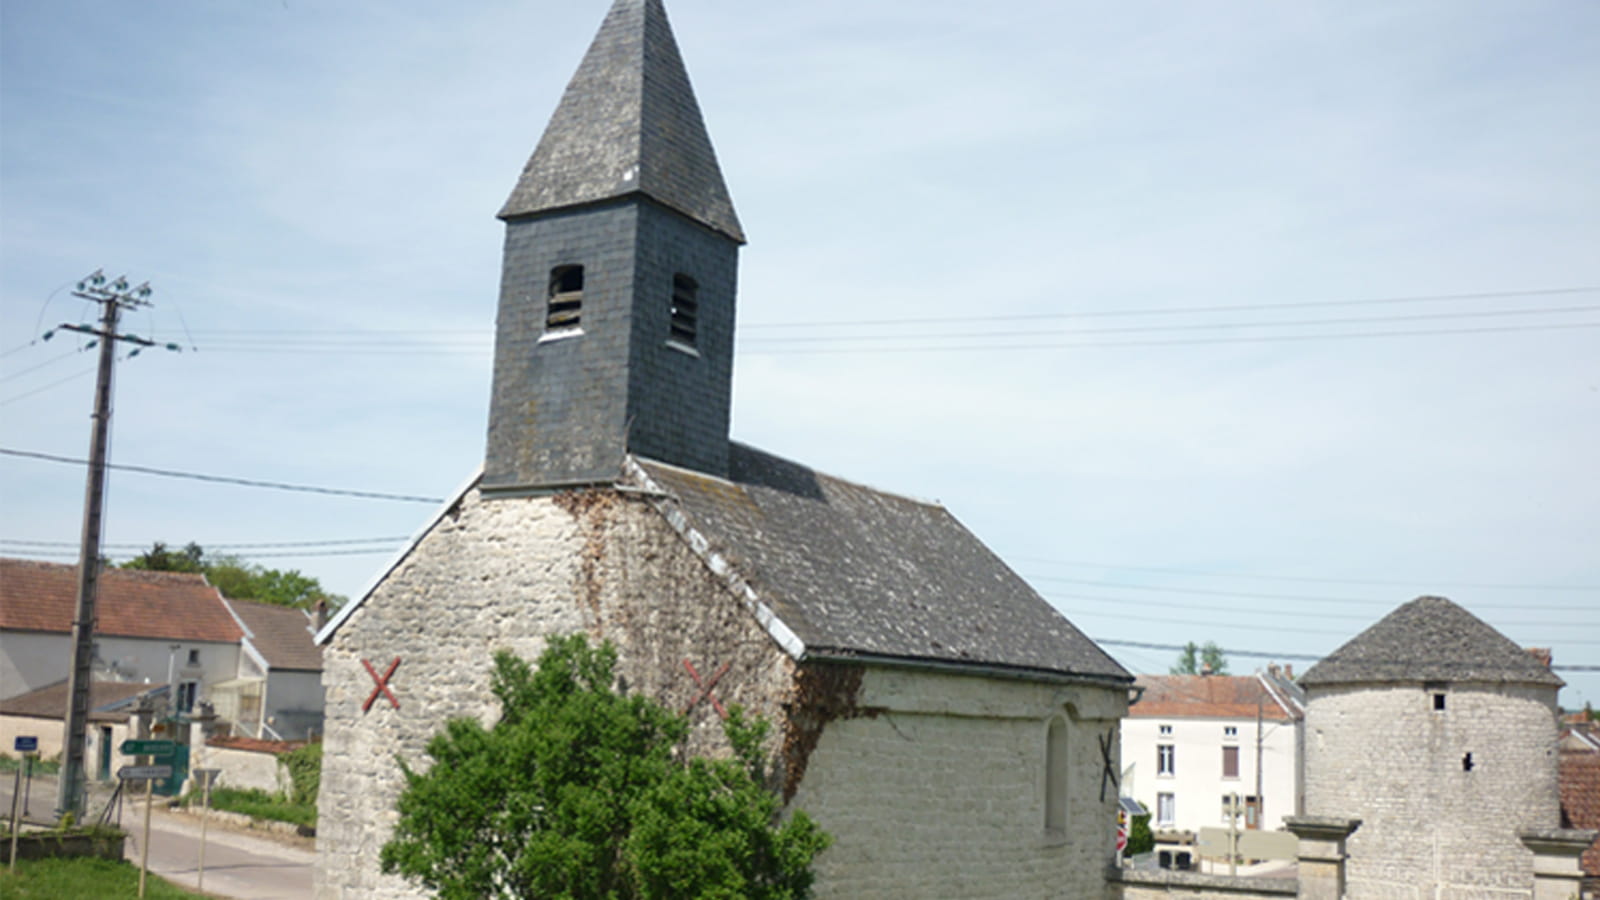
[1462,752,1474,771]
[670,273,698,347]
[547,265,584,331]
[1433,693,1446,711]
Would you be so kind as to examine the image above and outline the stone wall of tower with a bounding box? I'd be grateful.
[1304,682,1561,898]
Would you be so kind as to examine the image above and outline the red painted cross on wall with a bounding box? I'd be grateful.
[682,659,730,719]
[362,657,401,712]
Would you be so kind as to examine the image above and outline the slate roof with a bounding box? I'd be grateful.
[498,0,744,243]
[0,679,165,723]
[0,558,243,644]
[1300,595,1563,688]
[226,599,323,672]
[634,443,1131,683]
[1129,674,1301,722]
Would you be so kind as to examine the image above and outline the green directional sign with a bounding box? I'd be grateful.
[120,739,175,756]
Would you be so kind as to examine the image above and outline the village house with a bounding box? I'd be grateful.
[0,557,326,746]
[311,1,1135,898]
[1121,667,1304,835]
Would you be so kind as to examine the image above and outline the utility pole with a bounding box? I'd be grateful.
[54,270,159,820]
[1255,697,1265,830]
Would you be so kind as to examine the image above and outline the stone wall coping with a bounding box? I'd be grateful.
[1108,865,1297,896]
[1282,815,1363,840]
[1518,827,1599,855]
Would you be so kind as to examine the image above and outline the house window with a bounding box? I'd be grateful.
[1157,744,1175,776]
[1222,745,1240,779]
[669,274,698,347]
[546,265,584,332]
[1433,693,1446,711]
[187,649,201,666]
[1157,792,1176,827]
[176,680,199,714]
[1158,724,1172,736]
[1044,716,1068,831]
[1223,725,1238,739]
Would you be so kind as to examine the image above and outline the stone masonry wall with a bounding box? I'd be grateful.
[791,667,1129,900]
[1305,682,1560,899]
[315,487,794,899]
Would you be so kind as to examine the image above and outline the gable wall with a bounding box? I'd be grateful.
[793,667,1128,899]
[314,486,796,899]
[1305,681,1560,897]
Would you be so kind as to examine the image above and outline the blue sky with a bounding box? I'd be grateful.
[3,1,1597,705]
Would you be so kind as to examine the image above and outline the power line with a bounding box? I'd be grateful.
[0,536,410,550]
[741,321,1600,355]
[1041,590,1589,624]
[0,448,444,504]
[0,366,97,405]
[1031,575,1600,610]
[0,349,85,383]
[1065,606,1600,646]
[741,286,1600,329]
[1013,556,1600,592]
[1092,638,1600,673]
[740,304,1600,344]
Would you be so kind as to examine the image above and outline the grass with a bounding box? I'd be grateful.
[194,786,315,828]
[0,856,208,898]
[0,755,60,775]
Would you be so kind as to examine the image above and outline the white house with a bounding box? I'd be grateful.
[0,557,324,742]
[1121,667,1305,835]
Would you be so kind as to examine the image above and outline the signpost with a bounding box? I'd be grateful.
[120,739,175,756]
[120,743,175,899]
[9,736,39,873]
[192,768,221,892]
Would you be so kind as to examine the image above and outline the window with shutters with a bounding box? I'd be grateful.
[669,273,698,349]
[1222,745,1240,779]
[545,265,583,333]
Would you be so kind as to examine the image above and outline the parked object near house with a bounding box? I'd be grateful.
[1123,667,1305,836]
[1301,595,1591,898]
[311,2,1133,898]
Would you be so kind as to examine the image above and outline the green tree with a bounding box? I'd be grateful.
[1124,812,1154,857]
[121,541,344,611]
[380,635,830,900]
[1170,640,1229,676]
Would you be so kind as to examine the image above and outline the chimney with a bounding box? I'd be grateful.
[1525,647,1553,668]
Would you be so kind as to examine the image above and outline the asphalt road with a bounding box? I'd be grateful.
[3,773,315,900]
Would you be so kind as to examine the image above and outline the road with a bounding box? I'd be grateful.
[3,773,315,900]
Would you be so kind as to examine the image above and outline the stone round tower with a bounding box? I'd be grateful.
[1300,595,1562,898]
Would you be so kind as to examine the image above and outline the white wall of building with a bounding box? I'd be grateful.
[1121,713,1301,834]
[1,632,70,699]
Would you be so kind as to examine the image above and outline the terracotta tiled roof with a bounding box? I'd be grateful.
[1559,750,1600,877]
[226,598,323,671]
[1130,674,1301,722]
[206,735,306,754]
[0,679,164,723]
[0,557,242,643]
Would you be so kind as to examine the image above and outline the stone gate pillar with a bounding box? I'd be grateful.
[1519,829,1596,900]
[1285,816,1361,900]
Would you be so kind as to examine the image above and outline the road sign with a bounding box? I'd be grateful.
[118,764,173,780]
[12,736,37,752]
[192,768,221,787]
[120,739,175,756]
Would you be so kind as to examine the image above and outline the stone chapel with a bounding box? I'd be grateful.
[312,2,1134,898]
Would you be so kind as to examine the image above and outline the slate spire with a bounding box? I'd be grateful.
[484,0,742,492]
[499,0,744,243]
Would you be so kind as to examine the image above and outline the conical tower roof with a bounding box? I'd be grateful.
[498,0,744,243]
[1300,595,1563,687]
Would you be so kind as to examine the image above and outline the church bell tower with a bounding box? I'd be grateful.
[484,0,744,493]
